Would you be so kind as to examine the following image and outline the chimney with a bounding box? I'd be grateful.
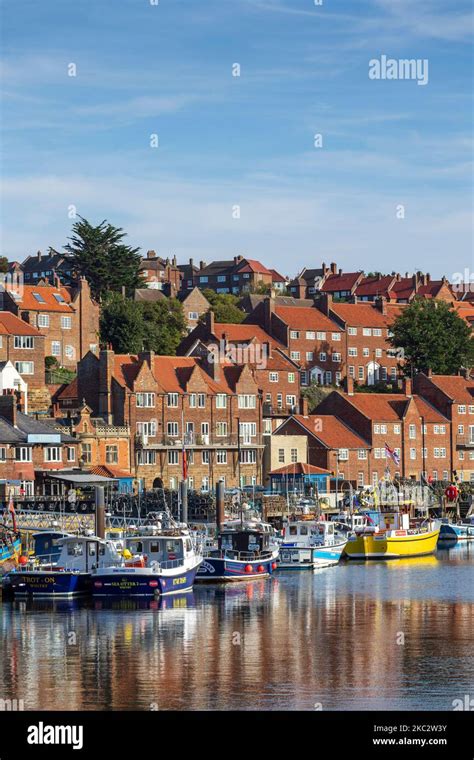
[234,256,239,265]
[301,396,309,416]
[263,341,272,360]
[330,262,337,274]
[375,296,386,315]
[138,351,155,372]
[36,250,42,261]
[172,255,177,266]
[199,261,205,270]
[377,273,382,280]
[412,274,418,292]
[318,292,332,316]
[396,273,401,281]
[146,250,156,259]
[0,392,18,426]
[403,377,412,397]
[263,296,274,335]
[189,258,194,269]
[346,376,354,396]
[98,349,115,424]
[205,309,215,334]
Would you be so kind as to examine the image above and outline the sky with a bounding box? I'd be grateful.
[0,0,473,279]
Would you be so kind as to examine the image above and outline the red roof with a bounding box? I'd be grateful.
[321,272,362,293]
[56,377,78,401]
[427,375,474,404]
[270,463,330,476]
[275,306,341,333]
[355,275,395,298]
[14,285,74,313]
[0,311,42,336]
[90,465,132,479]
[214,322,285,349]
[270,269,286,283]
[288,414,370,449]
[330,302,392,328]
[235,259,273,276]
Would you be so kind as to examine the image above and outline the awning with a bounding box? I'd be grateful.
[46,473,117,484]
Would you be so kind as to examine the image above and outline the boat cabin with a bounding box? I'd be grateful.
[126,534,193,565]
[37,535,120,572]
[31,531,71,564]
[283,520,336,547]
[217,528,271,558]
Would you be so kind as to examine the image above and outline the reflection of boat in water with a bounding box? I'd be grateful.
[92,591,196,612]
[345,511,440,560]
[439,517,474,543]
[277,520,346,570]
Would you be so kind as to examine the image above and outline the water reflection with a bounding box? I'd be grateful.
[1,545,472,711]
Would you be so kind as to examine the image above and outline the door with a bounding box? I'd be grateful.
[367,361,380,386]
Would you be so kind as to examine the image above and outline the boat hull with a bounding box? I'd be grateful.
[195,554,277,582]
[0,538,21,566]
[439,524,474,542]
[7,571,91,597]
[277,541,346,570]
[92,564,200,597]
[344,528,440,559]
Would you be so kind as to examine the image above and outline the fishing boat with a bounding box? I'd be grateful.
[195,519,279,581]
[91,519,202,597]
[6,533,121,597]
[344,510,440,560]
[277,519,347,570]
[438,516,474,542]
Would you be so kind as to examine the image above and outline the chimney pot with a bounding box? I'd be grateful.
[331,262,337,274]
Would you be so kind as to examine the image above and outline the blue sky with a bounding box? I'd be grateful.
[1,0,472,278]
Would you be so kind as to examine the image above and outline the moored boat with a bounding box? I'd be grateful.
[438,517,474,542]
[277,519,347,570]
[344,511,440,560]
[0,526,21,568]
[195,520,279,581]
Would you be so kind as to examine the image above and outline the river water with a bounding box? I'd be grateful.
[1,543,472,711]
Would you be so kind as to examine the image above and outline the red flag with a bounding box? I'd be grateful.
[182,445,188,481]
[8,494,17,533]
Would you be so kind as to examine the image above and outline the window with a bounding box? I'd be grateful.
[278,449,285,463]
[269,372,279,383]
[332,333,341,341]
[168,450,179,465]
[358,367,364,380]
[349,366,355,377]
[410,448,416,460]
[238,395,256,409]
[53,293,66,303]
[65,345,75,360]
[290,448,298,463]
[217,275,227,283]
[61,316,72,330]
[362,347,369,357]
[380,425,387,434]
[167,422,179,437]
[240,450,256,464]
[363,328,372,336]
[394,424,401,435]
[201,476,210,491]
[348,327,357,336]
[167,393,179,408]
[306,331,315,340]
[374,448,382,459]
[469,406,474,414]
[81,443,91,463]
[216,450,227,464]
[137,420,157,437]
[305,352,313,361]
[263,419,272,435]
[288,372,295,383]
[375,348,382,358]
[348,347,357,357]
[37,314,49,327]
[51,341,61,356]
[290,330,300,339]
[189,394,196,408]
[188,312,199,321]
[316,332,326,340]
[44,447,62,463]
[373,328,382,337]
[216,422,227,437]
[198,394,206,408]
[200,450,210,466]
[358,449,367,460]
[14,335,34,349]
[105,445,118,464]
[199,276,208,284]
[443,471,449,481]
[15,361,34,375]
[15,447,32,462]
[137,450,156,465]
[374,424,380,434]
[32,292,46,303]
[458,405,466,414]
[409,424,416,439]
[301,371,308,386]
[458,424,464,434]
[0,447,6,462]
[216,394,227,408]
[325,371,332,384]
[338,449,349,461]
[358,472,364,487]
[67,446,76,462]
[319,352,326,362]
[290,351,300,361]
[136,392,155,408]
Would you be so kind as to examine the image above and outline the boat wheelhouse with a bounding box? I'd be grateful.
[277,520,347,570]
[196,521,279,582]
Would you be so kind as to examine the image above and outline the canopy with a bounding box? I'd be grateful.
[47,473,117,484]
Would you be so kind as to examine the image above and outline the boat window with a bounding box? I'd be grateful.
[289,526,297,536]
[150,542,160,554]
[88,543,97,556]
[186,539,192,552]
[300,526,308,535]
[99,545,106,555]
[129,541,143,554]
[67,543,83,556]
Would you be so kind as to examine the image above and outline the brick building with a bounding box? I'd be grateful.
[177,287,211,332]
[0,312,46,391]
[20,250,74,285]
[194,256,274,295]
[72,348,265,490]
[1,279,99,369]
[139,251,182,294]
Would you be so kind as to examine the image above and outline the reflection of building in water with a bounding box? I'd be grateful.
[0,566,473,710]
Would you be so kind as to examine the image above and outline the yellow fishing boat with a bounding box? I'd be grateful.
[344,511,440,560]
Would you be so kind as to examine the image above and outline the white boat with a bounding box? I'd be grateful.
[277,520,347,570]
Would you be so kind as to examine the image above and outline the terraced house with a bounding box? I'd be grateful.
[71,348,265,491]
[0,312,46,391]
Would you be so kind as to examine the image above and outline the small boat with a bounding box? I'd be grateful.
[195,520,279,582]
[6,533,121,597]
[439,516,474,542]
[344,511,440,560]
[0,526,21,568]
[277,520,347,570]
[92,521,202,597]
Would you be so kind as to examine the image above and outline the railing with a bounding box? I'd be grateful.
[95,425,130,437]
[142,434,265,448]
[215,549,274,561]
[456,435,474,448]
[262,404,299,417]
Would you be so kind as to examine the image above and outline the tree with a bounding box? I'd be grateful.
[0,257,9,274]
[302,382,335,412]
[65,217,144,301]
[100,294,145,353]
[100,294,187,355]
[390,298,474,376]
[201,289,245,323]
[141,299,187,354]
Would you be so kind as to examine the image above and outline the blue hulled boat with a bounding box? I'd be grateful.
[439,517,474,542]
[196,520,279,582]
[277,519,347,570]
[0,528,21,567]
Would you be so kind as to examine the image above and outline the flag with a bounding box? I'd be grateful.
[182,442,188,481]
[385,442,400,466]
[7,493,17,533]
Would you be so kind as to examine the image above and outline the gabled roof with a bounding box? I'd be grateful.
[21,251,71,273]
[427,375,474,404]
[134,289,167,302]
[270,463,330,476]
[280,414,370,449]
[90,465,132,479]
[0,312,42,336]
[340,393,409,421]
[197,260,235,277]
[321,272,362,293]
[355,275,395,298]
[269,269,287,283]
[214,322,285,350]
[275,306,341,332]
[329,302,392,328]
[12,285,74,313]
[234,258,273,276]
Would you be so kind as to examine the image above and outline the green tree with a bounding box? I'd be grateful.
[390,298,474,376]
[65,217,144,301]
[141,299,187,354]
[100,293,145,353]
[0,257,9,274]
[201,289,245,323]
[302,382,336,412]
